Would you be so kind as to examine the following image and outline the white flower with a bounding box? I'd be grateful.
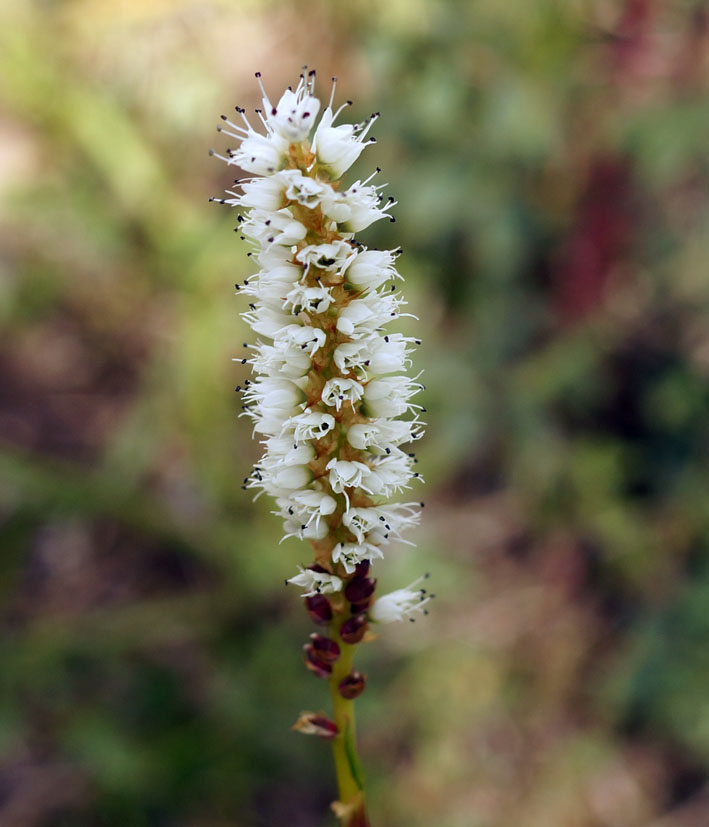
[321,377,364,411]
[262,438,315,467]
[290,489,338,517]
[336,291,405,337]
[241,208,307,247]
[285,411,336,442]
[326,459,372,495]
[275,325,327,356]
[334,334,413,378]
[347,418,424,451]
[234,172,289,211]
[341,507,384,543]
[342,502,421,546]
[227,132,288,176]
[362,375,423,418]
[333,541,384,574]
[243,306,295,339]
[271,464,312,490]
[287,566,342,597]
[283,172,329,206]
[312,106,378,178]
[282,515,329,541]
[242,376,305,415]
[260,76,321,143]
[343,248,402,291]
[321,180,395,232]
[370,576,432,622]
[257,263,303,284]
[366,450,423,497]
[296,240,357,274]
[282,284,333,314]
[214,72,425,610]
[250,342,311,380]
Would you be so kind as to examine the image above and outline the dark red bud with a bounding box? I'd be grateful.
[354,561,370,577]
[292,712,338,739]
[338,671,367,699]
[339,614,368,644]
[303,644,332,679]
[309,633,340,664]
[345,576,376,604]
[305,594,333,625]
[349,601,370,615]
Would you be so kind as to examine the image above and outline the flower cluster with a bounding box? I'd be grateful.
[212,70,431,653]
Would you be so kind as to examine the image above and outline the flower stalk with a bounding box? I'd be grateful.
[212,69,430,825]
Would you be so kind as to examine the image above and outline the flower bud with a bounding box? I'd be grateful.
[338,671,367,700]
[354,561,370,577]
[309,633,340,664]
[292,711,338,740]
[344,576,376,604]
[304,594,333,625]
[349,601,371,616]
[303,644,332,679]
[339,614,368,644]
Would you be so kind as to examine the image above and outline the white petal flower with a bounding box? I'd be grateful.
[250,342,311,380]
[272,464,312,490]
[264,81,321,143]
[241,208,307,247]
[275,324,327,356]
[326,459,372,494]
[243,376,305,413]
[332,541,384,574]
[285,411,336,442]
[283,172,329,206]
[263,439,315,467]
[362,375,423,418]
[282,284,333,314]
[312,107,378,178]
[243,306,296,339]
[290,489,338,517]
[257,263,303,284]
[235,172,290,211]
[343,248,402,291]
[321,377,364,411]
[296,240,357,274]
[276,488,338,537]
[321,180,395,232]
[366,450,423,497]
[341,502,421,546]
[334,334,413,377]
[370,576,432,622]
[228,132,288,176]
[287,566,342,597]
[336,291,405,338]
[347,418,424,451]
[282,515,329,541]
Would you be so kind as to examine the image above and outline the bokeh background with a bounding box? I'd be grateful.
[1,1,709,825]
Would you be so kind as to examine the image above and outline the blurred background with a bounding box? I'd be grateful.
[1,1,709,825]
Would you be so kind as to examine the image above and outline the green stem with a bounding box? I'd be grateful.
[328,632,370,826]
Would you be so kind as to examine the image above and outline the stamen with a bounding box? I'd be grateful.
[254,71,272,111]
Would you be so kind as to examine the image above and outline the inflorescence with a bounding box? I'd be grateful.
[211,69,432,703]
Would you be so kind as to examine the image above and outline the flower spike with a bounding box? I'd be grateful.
[212,71,427,827]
